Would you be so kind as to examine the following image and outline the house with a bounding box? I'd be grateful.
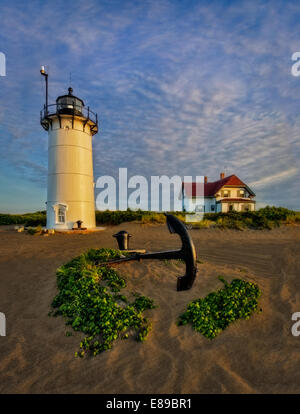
[182,173,256,213]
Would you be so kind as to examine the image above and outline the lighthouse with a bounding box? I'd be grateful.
[40,68,98,229]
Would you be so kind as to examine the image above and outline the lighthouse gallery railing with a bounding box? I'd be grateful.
[40,103,98,126]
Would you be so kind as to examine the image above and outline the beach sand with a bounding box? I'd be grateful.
[0,223,299,394]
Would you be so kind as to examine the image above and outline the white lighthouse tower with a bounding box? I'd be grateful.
[40,68,98,230]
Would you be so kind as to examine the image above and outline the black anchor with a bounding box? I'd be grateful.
[103,214,197,291]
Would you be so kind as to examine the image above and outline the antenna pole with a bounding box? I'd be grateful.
[40,66,48,115]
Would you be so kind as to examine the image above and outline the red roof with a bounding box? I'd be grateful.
[182,175,255,197]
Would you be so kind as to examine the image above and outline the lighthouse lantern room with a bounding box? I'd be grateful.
[40,68,98,230]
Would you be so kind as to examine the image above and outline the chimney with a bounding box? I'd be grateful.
[204,176,208,184]
[220,172,225,180]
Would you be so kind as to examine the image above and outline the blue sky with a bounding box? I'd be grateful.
[0,0,299,212]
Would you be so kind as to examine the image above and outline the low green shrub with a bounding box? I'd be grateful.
[50,248,156,357]
[95,209,186,225]
[0,211,46,226]
[204,206,298,230]
[95,206,299,229]
[27,227,38,235]
[178,277,261,339]
[1,206,298,230]
[189,219,216,229]
[285,212,300,224]
[132,294,156,312]
[140,213,166,224]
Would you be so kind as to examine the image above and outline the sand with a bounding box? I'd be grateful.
[0,223,299,394]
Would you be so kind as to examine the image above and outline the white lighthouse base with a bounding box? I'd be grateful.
[46,201,96,230]
[52,227,106,234]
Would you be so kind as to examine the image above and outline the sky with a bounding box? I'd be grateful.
[0,0,299,212]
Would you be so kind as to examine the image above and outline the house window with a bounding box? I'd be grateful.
[211,205,215,212]
[239,189,245,197]
[195,205,204,212]
[229,204,234,211]
[223,190,230,198]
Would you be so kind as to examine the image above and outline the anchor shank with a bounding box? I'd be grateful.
[101,249,183,266]
[136,249,183,261]
[107,214,198,291]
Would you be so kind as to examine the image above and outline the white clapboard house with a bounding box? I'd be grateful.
[182,173,256,213]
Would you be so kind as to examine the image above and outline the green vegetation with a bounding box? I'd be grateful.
[26,227,39,235]
[131,294,156,312]
[95,209,186,225]
[50,248,156,357]
[201,206,300,230]
[0,211,46,226]
[1,206,299,230]
[178,277,261,339]
[190,219,216,229]
[95,206,299,228]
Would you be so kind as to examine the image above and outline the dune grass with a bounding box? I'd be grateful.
[1,206,299,230]
[95,209,186,225]
[0,211,46,226]
[202,206,300,230]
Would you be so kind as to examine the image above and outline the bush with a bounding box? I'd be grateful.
[95,209,186,226]
[27,227,38,235]
[178,277,261,339]
[1,206,298,230]
[23,213,46,227]
[26,225,43,235]
[286,213,300,224]
[0,211,46,226]
[190,219,216,229]
[256,206,295,221]
[204,206,299,230]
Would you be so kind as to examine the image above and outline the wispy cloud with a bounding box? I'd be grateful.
[0,0,299,211]
[249,168,298,188]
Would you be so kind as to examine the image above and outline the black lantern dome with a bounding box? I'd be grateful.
[40,86,98,135]
[56,87,84,116]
